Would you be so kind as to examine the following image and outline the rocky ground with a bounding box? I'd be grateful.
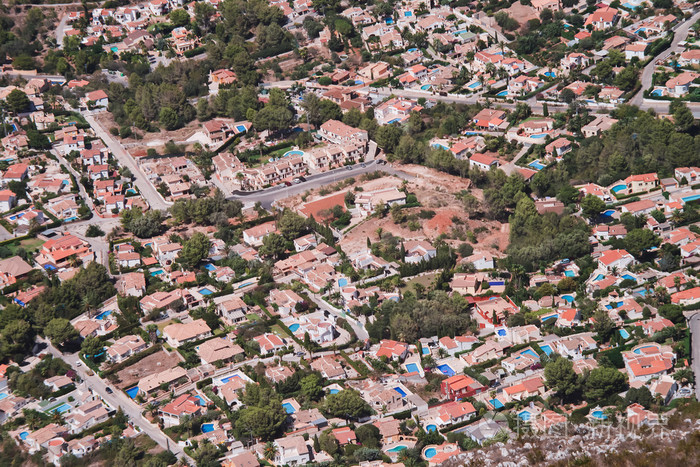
[442,417,700,466]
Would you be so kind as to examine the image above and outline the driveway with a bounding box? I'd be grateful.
[688,312,700,400]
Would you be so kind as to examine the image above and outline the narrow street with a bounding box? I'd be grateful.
[84,113,172,212]
[40,339,194,465]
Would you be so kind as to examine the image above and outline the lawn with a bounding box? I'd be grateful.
[246,313,262,322]
[400,272,440,292]
[4,237,44,255]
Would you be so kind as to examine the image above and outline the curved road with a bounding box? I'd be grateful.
[630,10,700,107]
[228,160,414,209]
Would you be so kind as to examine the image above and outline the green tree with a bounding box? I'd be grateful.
[323,389,372,421]
[300,374,323,401]
[580,194,605,220]
[259,233,287,260]
[672,101,695,132]
[169,9,190,27]
[544,357,582,404]
[159,106,180,130]
[278,211,308,240]
[5,89,30,114]
[355,424,381,449]
[1,319,33,356]
[81,335,103,359]
[585,367,628,400]
[180,232,211,269]
[623,228,660,257]
[319,429,340,455]
[44,318,78,347]
[592,310,615,343]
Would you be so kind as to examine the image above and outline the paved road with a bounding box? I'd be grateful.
[84,113,172,212]
[229,160,413,209]
[52,149,96,212]
[631,10,700,107]
[306,292,369,341]
[41,339,193,464]
[55,12,72,49]
[688,312,700,400]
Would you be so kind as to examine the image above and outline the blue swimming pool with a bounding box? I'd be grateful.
[0,393,7,400]
[283,402,296,414]
[565,270,575,277]
[283,150,304,158]
[288,323,300,332]
[338,278,348,287]
[19,431,29,440]
[110,46,118,53]
[405,363,420,374]
[95,310,112,320]
[355,80,364,85]
[651,89,663,96]
[611,184,627,193]
[426,424,437,432]
[150,269,164,276]
[220,375,241,384]
[204,264,215,271]
[497,90,508,97]
[394,387,407,397]
[683,194,700,203]
[518,411,531,421]
[529,160,546,170]
[540,344,553,356]
[405,11,413,16]
[591,410,607,419]
[603,210,616,217]
[619,329,630,339]
[530,134,548,139]
[421,85,431,90]
[544,71,556,78]
[329,388,339,394]
[468,82,480,89]
[497,328,507,336]
[432,143,449,150]
[635,27,646,34]
[51,404,71,414]
[489,399,504,409]
[422,347,430,355]
[623,2,638,8]
[520,349,538,358]
[622,274,636,281]
[424,448,437,459]
[562,295,574,303]
[594,274,605,281]
[437,364,455,376]
[388,445,408,453]
[126,386,139,399]
[201,423,215,433]
[633,345,656,355]
[199,287,214,295]
[195,395,206,406]
[236,125,248,133]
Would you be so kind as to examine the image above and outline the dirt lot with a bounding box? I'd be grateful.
[93,112,203,152]
[503,3,539,29]
[114,350,182,389]
[278,164,510,257]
